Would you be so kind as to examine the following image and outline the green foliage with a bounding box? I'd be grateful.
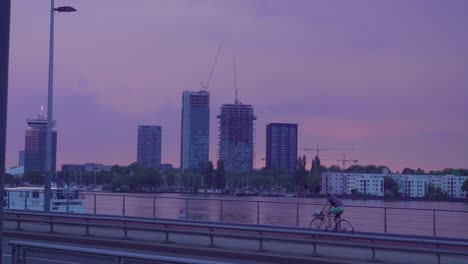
[346,165,389,174]
[215,160,226,189]
[23,171,44,184]
[328,165,342,173]
[102,162,163,192]
[202,161,215,188]
[295,155,307,191]
[5,173,22,185]
[462,179,468,197]
[383,176,399,196]
[425,183,448,198]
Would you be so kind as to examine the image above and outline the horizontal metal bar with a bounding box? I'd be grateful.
[9,240,234,264]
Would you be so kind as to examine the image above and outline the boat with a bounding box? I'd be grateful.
[260,189,285,197]
[5,186,85,213]
[234,188,259,197]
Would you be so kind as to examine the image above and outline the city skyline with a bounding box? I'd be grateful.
[5,1,468,171]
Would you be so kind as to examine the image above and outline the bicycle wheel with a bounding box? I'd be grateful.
[310,218,326,230]
[337,219,354,233]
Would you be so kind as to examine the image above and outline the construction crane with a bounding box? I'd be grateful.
[303,145,354,159]
[201,41,223,91]
[233,56,239,104]
[337,153,359,170]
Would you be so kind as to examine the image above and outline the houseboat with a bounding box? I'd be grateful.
[5,187,85,213]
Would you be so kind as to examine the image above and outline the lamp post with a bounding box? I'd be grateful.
[1,1,12,261]
[44,0,76,213]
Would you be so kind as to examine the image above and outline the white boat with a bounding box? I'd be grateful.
[5,187,85,213]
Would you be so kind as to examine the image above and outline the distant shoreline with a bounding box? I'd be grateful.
[101,189,468,203]
[305,193,467,203]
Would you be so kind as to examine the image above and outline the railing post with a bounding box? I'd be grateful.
[93,194,97,214]
[256,201,260,224]
[163,224,171,243]
[7,190,10,209]
[208,227,216,248]
[185,198,189,220]
[123,221,128,240]
[220,200,223,222]
[433,209,436,237]
[84,218,91,237]
[369,240,380,262]
[296,203,300,227]
[12,245,19,264]
[153,196,156,218]
[66,192,70,213]
[257,231,265,252]
[49,216,55,234]
[24,192,27,210]
[310,243,320,257]
[384,208,387,233]
[122,195,126,216]
[15,213,22,231]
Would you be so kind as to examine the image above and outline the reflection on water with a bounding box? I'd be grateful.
[83,193,468,239]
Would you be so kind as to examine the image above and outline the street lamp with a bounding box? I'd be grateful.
[44,0,76,213]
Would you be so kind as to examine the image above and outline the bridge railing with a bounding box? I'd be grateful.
[4,190,468,239]
[9,240,234,264]
[5,211,468,264]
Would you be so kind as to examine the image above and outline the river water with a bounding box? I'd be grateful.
[83,193,468,239]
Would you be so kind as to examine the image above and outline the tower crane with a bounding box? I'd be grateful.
[337,153,359,170]
[303,145,354,159]
[201,42,223,91]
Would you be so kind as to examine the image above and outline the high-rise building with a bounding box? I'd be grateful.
[18,150,25,167]
[24,113,57,175]
[218,103,256,173]
[266,123,298,173]
[137,126,162,169]
[180,90,210,172]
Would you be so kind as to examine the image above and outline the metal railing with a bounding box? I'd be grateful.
[9,240,234,264]
[5,190,468,239]
[5,211,468,264]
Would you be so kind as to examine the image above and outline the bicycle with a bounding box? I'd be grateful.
[309,210,355,233]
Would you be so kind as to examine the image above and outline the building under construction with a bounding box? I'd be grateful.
[217,102,256,173]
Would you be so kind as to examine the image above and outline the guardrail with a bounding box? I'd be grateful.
[4,211,468,264]
[9,240,234,264]
[5,190,468,239]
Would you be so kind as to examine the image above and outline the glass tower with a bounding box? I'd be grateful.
[180,91,210,172]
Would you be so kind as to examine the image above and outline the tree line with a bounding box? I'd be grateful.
[7,157,468,197]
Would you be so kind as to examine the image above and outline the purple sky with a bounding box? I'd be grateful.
[6,0,468,171]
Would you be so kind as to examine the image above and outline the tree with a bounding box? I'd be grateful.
[462,179,468,198]
[425,183,448,198]
[23,171,43,184]
[402,168,416,175]
[314,155,321,168]
[345,165,365,173]
[328,165,341,173]
[215,160,226,189]
[383,176,399,196]
[295,155,307,191]
[202,161,215,188]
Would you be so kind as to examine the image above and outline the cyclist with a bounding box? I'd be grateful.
[321,193,345,229]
